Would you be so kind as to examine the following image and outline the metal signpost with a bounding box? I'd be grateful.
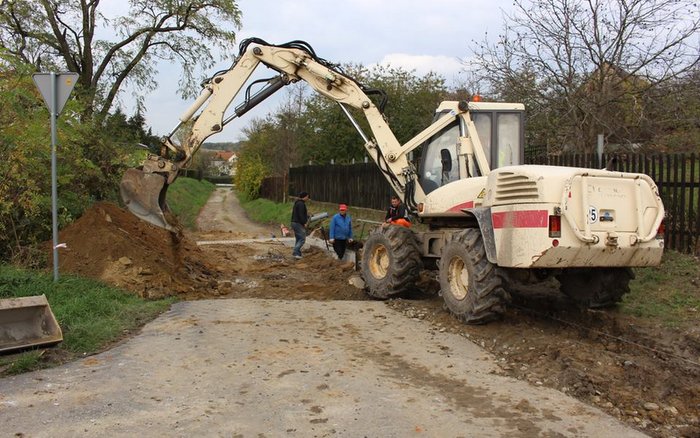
[32,72,78,281]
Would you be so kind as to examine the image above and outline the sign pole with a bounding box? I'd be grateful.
[50,73,59,281]
[33,72,78,282]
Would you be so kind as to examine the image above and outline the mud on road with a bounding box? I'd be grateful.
[54,190,700,438]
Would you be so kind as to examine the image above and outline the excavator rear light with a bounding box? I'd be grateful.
[548,215,561,238]
[656,219,665,239]
[417,203,424,213]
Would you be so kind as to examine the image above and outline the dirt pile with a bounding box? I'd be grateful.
[54,202,365,302]
[56,202,225,298]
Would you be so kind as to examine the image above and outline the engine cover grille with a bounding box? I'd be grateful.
[494,172,540,202]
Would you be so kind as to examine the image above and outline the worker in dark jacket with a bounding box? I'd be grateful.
[329,204,353,260]
[291,191,310,259]
[384,195,411,228]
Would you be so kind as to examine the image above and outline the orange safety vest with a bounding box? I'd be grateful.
[391,218,412,228]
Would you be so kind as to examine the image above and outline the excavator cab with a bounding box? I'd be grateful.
[418,102,525,194]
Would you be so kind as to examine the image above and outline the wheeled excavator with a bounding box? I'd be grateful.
[121,38,665,324]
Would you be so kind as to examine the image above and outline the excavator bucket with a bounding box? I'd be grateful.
[0,295,63,353]
[120,168,175,231]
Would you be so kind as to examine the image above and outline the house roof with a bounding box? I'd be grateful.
[214,151,235,161]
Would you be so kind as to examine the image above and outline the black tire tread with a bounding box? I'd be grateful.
[438,229,509,324]
[361,226,422,299]
[557,267,634,308]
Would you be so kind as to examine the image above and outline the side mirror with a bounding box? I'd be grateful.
[440,148,452,172]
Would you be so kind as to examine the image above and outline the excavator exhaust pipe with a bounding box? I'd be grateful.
[0,295,63,353]
[120,168,176,232]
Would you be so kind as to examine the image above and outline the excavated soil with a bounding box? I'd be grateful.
[55,201,699,438]
[56,202,363,301]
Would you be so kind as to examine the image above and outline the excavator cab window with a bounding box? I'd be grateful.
[418,120,460,194]
[470,110,524,169]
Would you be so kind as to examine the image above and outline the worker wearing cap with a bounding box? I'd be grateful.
[329,204,353,260]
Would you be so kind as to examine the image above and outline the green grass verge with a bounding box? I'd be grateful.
[624,251,700,327]
[239,197,293,226]
[0,265,174,375]
[166,177,216,229]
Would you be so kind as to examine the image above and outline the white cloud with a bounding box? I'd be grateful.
[375,53,465,83]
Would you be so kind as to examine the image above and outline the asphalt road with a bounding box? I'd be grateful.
[0,299,645,437]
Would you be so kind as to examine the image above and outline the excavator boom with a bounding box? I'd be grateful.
[120,38,431,231]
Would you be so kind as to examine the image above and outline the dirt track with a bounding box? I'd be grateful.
[28,187,700,437]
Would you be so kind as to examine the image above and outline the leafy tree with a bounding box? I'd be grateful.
[234,149,269,201]
[0,47,173,263]
[293,64,447,165]
[369,65,447,143]
[236,86,314,175]
[0,53,96,263]
[473,0,700,153]
[646,68,700,152]
[0,0,242,121]
[127,111,160,149]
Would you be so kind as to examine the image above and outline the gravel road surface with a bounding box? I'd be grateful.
[0,299,644,437]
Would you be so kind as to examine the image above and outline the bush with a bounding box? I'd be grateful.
[234,153,269,201]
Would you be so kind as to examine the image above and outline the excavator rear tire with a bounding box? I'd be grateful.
[361,226,421,299]
[557,267,634,308]
[438,229,509,324]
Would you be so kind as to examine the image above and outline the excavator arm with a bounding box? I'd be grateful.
[121,38,441,230]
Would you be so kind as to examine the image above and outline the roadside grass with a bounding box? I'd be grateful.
[0,265,174,375]
[166,176,216,229]
[624,251,700,327]
[239,197,292,226]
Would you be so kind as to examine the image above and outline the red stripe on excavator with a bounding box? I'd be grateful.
[492,210,548,229]
[448,201,474,212]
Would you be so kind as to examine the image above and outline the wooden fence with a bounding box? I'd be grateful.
[259,174,287,203]
[259,152,700,254]
[288,163,395,211]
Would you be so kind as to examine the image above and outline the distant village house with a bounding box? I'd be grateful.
[210,151,238,176]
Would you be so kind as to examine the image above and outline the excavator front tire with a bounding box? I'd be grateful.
[361,226,421,299]
[438,229,510,324]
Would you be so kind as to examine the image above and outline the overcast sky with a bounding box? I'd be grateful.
[122,0,512,142]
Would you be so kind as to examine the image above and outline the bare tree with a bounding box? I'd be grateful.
[472,0,700,152]
[0,0,241,121]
